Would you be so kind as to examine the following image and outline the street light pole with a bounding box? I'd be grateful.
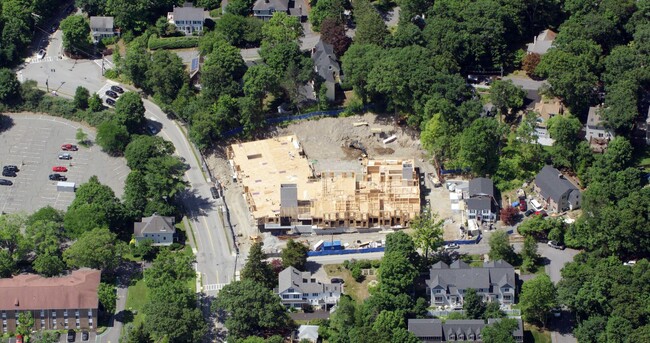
[46,78,49,93]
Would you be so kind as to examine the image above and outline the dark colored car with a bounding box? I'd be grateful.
[49,173,67,181]
[524,209,535,217]
[105,98,116,106]
[0,179,13,186]
[50,24,57,33]
[105,90,119,99]
[2,169,16,177]
[3,165,19,172]
[331,278,344,284]
[111,85,125,93]
[210,186,219,199]
[81,331,89,341]
[67,329,75,342]
[547,240,565,250]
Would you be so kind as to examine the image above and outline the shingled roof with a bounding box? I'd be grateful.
[534,165,579,205]
[278,267,341,294]
[426,260,515,291]
[134,214,176,236]
[312,40,340,83]
[0,269,100,311]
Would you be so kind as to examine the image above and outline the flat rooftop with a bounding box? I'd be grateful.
[230,135,322,220]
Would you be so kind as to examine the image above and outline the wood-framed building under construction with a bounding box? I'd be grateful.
[229,135,421,230]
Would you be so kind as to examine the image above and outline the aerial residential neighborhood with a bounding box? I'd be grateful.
[0,0,649,343]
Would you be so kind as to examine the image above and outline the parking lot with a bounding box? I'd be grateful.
[0,113,128,214]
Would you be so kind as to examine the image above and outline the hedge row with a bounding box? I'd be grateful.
[148,36,199,50]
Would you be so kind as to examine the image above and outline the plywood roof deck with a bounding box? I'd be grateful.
[230,135,322,220]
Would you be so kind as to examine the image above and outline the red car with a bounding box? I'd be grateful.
[52,166,68,172]
[61,144,78,151]
[534,210,548,217]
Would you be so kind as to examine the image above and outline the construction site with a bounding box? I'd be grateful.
[228,135,421,231]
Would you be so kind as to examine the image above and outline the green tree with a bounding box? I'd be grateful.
[16,311,34,338]
[201,39,246,102]
[481,318,518,343]
[463,288,486,319]
[0,250,14,277]
[0,213,29,264]
[27,206,64,226]
[521,236,539,273]
[379,251,418,295]
[0,68,22,105]
[216,14,263,47]
[385,231,420,267]
[309,0,344,31]
[124,135,175,170]
[76,128,89,146]
[65,175,126,236]
[281,239,309,270]
[410,207,444,259]
[144,249,195,289]
[483,301,505,320]
[241,242,276,290]
[573,315,607,343]
[115,92,146,134]
[490,80,526,117]
[457,118,504,176]
[147,50,187,104]
[33,253,66,277]
[143,284,207,343]
[63,227,121,270]
[123,37,151,90]
[213,280,292,340]
[547,114,583,169]
[96,121,130,156]
[143,155,187,205]
[60,15,91,55]
[73,86,90,109]
[520,274,557,327]
[120,323,153,343]
[88,93,103,112]
[262,12,304,45]
[352,0,388,46]
[243,64,280,103]
[341,44,383,103]
[98,282,117,314]
[488,230,516,264]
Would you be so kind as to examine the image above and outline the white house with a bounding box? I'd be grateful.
[89,16,117,44]
[276,267,342,309]
[427,260,516,308]
[133,214,176,246]
[167,3,207,35]
[465,177,498,223]
[585,105,615,151]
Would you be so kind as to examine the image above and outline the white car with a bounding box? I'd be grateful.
[444,243,460,250]
[37,49,46,60]
[623,260,636,266]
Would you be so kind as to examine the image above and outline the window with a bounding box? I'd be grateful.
[312,293,319,297]
[75,310,79,318]
[288,288,294,293]
[435,296,444,303]
[1,311,4,319]
[63,310,68,317]
[293,294,300,299]
[52,311,56,317]
[40,310,45,318]
[76,319,80,328]
[41,319,45,327]
[88,309,93,317]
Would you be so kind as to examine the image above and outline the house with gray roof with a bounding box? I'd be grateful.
[466,177,498,223]
[585,105,615,151]
[311,39,341,101]
[133,214,176,246]
[533,165,581,212]
[526,29,556,55]
[167,3,207,35]
[426,260,516,308]
[89,16,117,44]
[276,267,342,309]
[252,0,306,20]
[408,318,524,342]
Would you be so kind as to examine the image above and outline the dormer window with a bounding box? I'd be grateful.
[288,288,294,293]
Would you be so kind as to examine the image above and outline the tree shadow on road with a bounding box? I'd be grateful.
[114,309,134,324]
[178,188,217,217]
[0,114,15,134]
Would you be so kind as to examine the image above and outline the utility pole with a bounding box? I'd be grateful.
[45,78,49,93]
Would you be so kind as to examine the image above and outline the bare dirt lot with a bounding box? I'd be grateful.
[205,112,464,251]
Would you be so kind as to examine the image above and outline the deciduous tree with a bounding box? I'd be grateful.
[115,92,146,134]
[410,207,444,259]
[147,50,187,105]
[488,230,516,265]
[320,18,352,57]
[463,288,486,319]
[63,227,121,270]
[281,239,309,270]
[60,15,91,55]
[520,274,556,327]
[98,282,117,314]
[0,68,21,105]
[73,86,90,109]
[481,318,518,343]
[490,79,526,117]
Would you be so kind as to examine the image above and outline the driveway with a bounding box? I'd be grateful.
[0,113,128,214]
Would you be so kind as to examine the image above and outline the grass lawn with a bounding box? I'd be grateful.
[323,264,377,303]
[461,254,485,267]
[524,324,552,343]
[125,278,149,326]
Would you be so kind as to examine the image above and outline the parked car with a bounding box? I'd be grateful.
[37,49,46,60]
[0,179,13,186]
[58,153,72,160]
[623,260,637,266]
[105,98,116,106]
[519,201,527,211]
[110,85,124,93]
[61,144,78,151]
[551,307,562,318]
[524,209,535,217]
[210,186,219,199]
[81,331,89,341]
[105,90,119,99]
[330,278,344,284]
[16,334,23,343]
[67,330,75,343]
[444,243,460,250]
[49,174,67,181]
[547,240,565,250]
[534,210,548,217]
[147,123,159,135]
[50,24,57,33]
[52,166,68,172]
[530,199,543,211]
[3,165,19,172]
[2,169,16,177]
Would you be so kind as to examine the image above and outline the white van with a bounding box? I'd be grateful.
[530,199,543,211]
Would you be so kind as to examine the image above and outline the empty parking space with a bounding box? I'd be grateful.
[0,113,128,214]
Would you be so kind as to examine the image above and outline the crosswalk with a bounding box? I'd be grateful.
[30,56,54,64]
[203,283,228,292]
